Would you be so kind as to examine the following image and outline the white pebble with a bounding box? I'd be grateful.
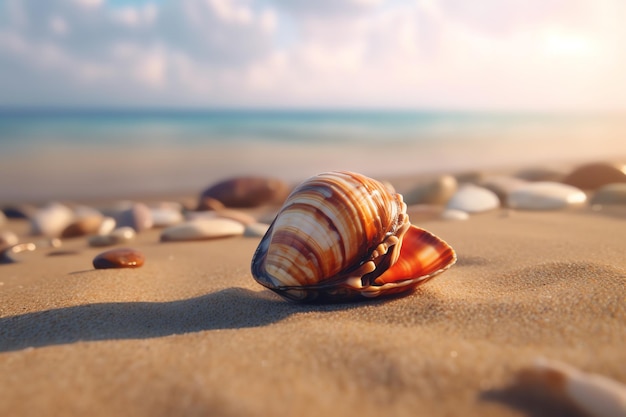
[508,182,587,210]
[160,219,245,242]
[30,203,74,237]
[446,184,500,213]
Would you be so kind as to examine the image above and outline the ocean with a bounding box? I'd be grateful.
[1,109,624,202]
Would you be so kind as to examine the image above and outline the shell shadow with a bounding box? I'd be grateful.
[0,287,391,353]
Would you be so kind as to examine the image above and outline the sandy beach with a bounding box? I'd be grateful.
[0,164,625,417]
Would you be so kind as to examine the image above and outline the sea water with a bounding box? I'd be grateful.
[0,109,624,202]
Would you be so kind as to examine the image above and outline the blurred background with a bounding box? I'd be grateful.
[0,0,625,201]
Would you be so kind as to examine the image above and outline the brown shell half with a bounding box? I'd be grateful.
[251,171,456,302]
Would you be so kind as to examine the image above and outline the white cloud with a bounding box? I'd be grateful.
[0,0,623,110]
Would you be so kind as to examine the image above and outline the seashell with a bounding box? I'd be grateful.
[251,171,456,302]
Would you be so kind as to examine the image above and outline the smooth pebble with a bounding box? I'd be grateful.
[478,176,527,206]
[0,230,18,249]
[92,248,145,269]
[508,182,587,210]
[187,209,257,226]
[88,227,136,247]
[1,243,37,264]
[446,184,500,213]
[515,167,566,182]
[113,202,153,232]
[516,358,626,417]
[199,177,291,208]
[150,207,184,228]
[30,203,74,237]
[160,219,245,242]
[97,217,117,235]
[562,162,626,190]
[403,175,458,205]
[590,183,626,205]
[244,223,271,237]
[61,214,104,238]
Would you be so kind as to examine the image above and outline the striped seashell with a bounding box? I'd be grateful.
[251,171,456,302]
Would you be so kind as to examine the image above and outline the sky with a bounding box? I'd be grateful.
[0,0,624,111]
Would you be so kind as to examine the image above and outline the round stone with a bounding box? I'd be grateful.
[562,162,626,190]
[244,223,271,238]
[88,226,136,247]
[97,217,117,235]
[0,231,20,250]
[92,248,145,269]
[508,182,587,210]
[478,176,527,206]
[515,167,566,182]
[30,203,75,237]
[61,215,104,238]
[160,219,245,242]
[590,183,626,205]
[446,184,500,213]
[113,202,153,232]
[199,177,291,208]
[150,207,184,228]
[1,243,37,264]
[403,175,458,205]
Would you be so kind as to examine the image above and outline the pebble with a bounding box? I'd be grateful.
[1,243,36,264]
[441,209,469,221]
[515,167,566,182]
[160,219,245,242]
[61,214,104,238]
[446,184,500,213]
[199,177,291,208]
[150,207,184,228]
[478,176,527,206]
[187,209,257,226]
[0,230,19,249]
[88,227,136,247]
[590,183,626,205]
[2,204,36,219]
[92,248,145,269]
[508,182,587,210]
[30,203,75,237]
[97,217,117,235]
[244,223,271,237]
[197,196,226,211]
[562,162,626,190]
[516,358,626,417]
[403,175,458,205]
[113,202,153,232]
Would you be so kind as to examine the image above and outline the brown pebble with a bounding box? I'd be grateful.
[61,215,103,238]
[197,196,226,211]
[562,162,626,190]
[92,248,145,269]
[199,177,291,208]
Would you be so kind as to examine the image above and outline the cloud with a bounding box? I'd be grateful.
[0,0,624,110]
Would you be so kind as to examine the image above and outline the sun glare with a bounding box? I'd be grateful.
[544,32,593,56]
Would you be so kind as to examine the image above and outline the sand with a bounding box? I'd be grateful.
[0,182,625,416]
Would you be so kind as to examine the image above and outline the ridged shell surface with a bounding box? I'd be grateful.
[251,171,456,302]
[254,171,405,286]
